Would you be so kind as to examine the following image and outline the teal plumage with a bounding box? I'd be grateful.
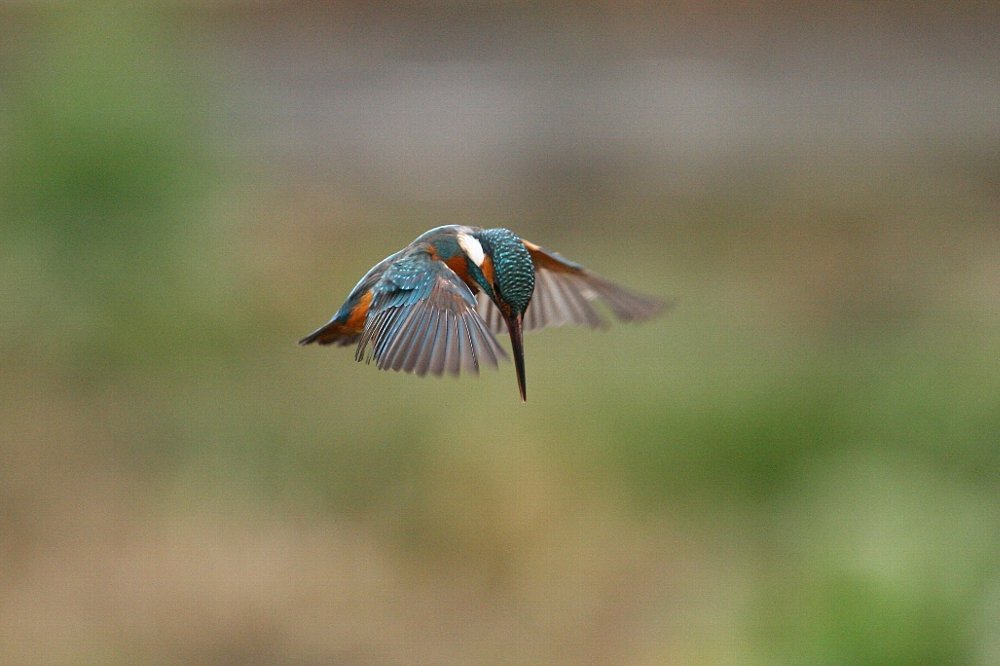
[300,225,666,401]
[354,250,503,375]
[480,228,535,315]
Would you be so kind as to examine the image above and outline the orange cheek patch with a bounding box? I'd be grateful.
[481,255,495,287]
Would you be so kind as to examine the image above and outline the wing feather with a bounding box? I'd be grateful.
[426,309,448,376]
[467,308,506,369]
[357,252,506,377]
[442,311,460,376]
[477,240,667,333]
[456,314,476,375]
[383,306,424,371]
[412,307,440,376]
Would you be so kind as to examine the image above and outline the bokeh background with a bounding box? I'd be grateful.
[2,2,999,663]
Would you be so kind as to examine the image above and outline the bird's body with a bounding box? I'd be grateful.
[300,225,665,400]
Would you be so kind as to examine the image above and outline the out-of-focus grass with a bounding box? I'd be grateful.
[2,4,999,665]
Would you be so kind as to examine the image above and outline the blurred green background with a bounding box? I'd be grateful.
[2,2,999,664]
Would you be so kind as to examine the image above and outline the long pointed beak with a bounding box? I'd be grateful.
[505,312,527,402]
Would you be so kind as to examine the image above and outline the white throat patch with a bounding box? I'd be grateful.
[457,233,485,267]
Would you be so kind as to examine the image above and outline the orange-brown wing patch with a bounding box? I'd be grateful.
[522,239,583,274]
[444,254,477,290]
[344,289,374,333]
[298,288,374,345]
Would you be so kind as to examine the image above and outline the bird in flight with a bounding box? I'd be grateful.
[300,226,666,401]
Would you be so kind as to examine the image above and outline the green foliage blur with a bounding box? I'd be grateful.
[2,4,998,664]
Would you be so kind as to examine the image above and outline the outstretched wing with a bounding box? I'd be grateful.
[477,240,668,332]
[358,252,507,376]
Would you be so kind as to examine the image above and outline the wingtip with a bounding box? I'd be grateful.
[649,296,676,319]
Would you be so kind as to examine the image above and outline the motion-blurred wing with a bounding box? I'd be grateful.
[358,253,507,376]
[478,240,667,332]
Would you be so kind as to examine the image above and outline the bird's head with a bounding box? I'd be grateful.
[457,227,535,400]
[459,228,534,315]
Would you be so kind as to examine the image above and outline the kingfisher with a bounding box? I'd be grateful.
[299,226,666,401]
